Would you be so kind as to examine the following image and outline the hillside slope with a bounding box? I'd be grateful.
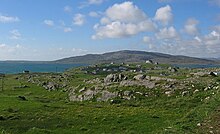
[54,50,217,64]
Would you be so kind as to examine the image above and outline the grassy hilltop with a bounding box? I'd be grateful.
[0,62,220,133]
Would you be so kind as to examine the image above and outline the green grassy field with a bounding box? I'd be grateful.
[0,64,220,134]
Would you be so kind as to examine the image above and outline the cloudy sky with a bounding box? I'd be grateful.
[0,0,220,60]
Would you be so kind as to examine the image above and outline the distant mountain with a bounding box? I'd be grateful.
[54,50,218,65]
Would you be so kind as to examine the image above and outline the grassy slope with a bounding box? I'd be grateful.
[0,66,220,133]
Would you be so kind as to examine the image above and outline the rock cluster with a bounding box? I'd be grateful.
[104,74,127,83]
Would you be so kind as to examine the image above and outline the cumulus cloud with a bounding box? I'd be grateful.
[212,25,220,33]
[204,31,220,45]
[143,29,220,58]
[105,2,147,23]
[154,5,173,25]
[184,18,199,36]
[0,43,25,60]
[73,14,85,26]
[10,29,21,40]
[44,20,54,26]
[92,1,156,39]
[156,26,179,39]
[0,14,19,23]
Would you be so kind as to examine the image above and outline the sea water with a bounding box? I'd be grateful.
[0,62,87,74]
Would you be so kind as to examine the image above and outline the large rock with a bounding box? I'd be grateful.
[133,74,146,81]
[104,74,126,83]
[43,82,58,91]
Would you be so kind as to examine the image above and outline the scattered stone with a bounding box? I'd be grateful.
[204,87,211,91]
[205,96,210,100]
[182,91,189,96]
[146,60,153,64]
[171,68,178,73]
[197,123,202,127]
[79,87,87,93]
[193,89,199,94]
[124,91,131,96]
[210,72,218,77]
[165,91,173,97]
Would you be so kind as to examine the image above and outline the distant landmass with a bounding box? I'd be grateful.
[54,50,219,65]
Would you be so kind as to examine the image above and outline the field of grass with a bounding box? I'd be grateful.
[0,64,220,133]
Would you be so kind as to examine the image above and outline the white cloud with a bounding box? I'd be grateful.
[64,27,72,32]
[213,25,220,33]
[89,11,100,17]
[0,44,6,48]
[144,29,220,58]
[73,14,85,26]
[93,20,156,39]
[184,18,199,36]
[44,20,54,26]
[209,0,220,7]
[0,43,88,61]
[10,29,21,40]
[105,1,147,23]
[154,5,173,25]
[204,31,220,45]
[194,36,202,42]
[92,1,156,39]
[156,26,178,39]
[143,36,152,43]
[0,43,25,60]
[0,14,19,23]
[64,6,72,12]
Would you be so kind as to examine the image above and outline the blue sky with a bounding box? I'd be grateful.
[0,0,220,60]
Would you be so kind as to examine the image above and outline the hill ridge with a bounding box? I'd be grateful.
[54,50,217,64]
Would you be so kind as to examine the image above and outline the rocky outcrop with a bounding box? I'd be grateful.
[133,74,146,81]
[43,82,58,91]
[104,74,127,83]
